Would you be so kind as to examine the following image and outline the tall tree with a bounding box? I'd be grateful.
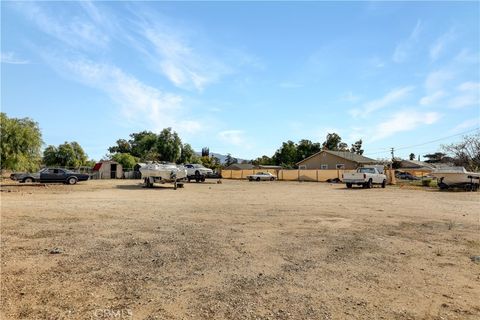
[43,141,88,168]
[442,133,480,171]
[156,128,182,163]
[201,147,210,157]
[322,133,343,151]
[409,153,415,160]
[350,139,364,155]
[273,140,297,168]
[201,156,221,170]
[108,139,131,154]
[423,152,447,163]
[225,153,238,166]
[0,113,43,171]
[179,143,200,164]
[296,139,321,162]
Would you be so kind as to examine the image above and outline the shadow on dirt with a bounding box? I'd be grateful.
[115,184,178,190]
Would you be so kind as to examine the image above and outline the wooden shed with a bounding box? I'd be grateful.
[92,160,123,179]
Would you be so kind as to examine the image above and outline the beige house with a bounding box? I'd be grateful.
[92,160,123,179]
[296,150,379,170]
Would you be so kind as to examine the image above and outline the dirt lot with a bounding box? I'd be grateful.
[1,179,479,320]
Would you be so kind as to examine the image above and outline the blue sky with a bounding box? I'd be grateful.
[2,1,479,161]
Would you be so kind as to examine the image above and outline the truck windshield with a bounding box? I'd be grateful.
[358,168,375,174]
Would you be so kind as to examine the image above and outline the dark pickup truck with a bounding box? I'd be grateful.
[10,168,90,185]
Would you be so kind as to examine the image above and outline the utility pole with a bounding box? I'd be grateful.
[390,147,395,160]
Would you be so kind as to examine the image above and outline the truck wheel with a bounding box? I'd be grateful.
[381,180,386,188]
[67,177,77,185]
[201,177,206,182]
[367,179,373,188]
[346,183,352,188]
[23,177,34,183]
[256,177,261,181]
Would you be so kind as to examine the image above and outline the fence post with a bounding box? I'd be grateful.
[316,170,319,182]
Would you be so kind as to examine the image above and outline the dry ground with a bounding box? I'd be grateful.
[1,179,479,320]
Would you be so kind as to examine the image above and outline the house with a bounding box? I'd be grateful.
[224,163,256,170]
[296,150,379,170]
[398,160,435,172]
[92,160,123,179]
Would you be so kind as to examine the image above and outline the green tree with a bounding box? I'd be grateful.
[0,113,43,171]
[156,128,182,162]
[200,156,221,170]
[350,139,364,155]
[322,133,343,151]
[179,143,200,164]
[201,147,210,157]
[423,152,447,163]
[108,139,131,154]
[225,153,238,166]
[111,153,138,170]
[43,141,88,168]
[127,131,158,159]
[409,153,415,160]
[273,140,297,168]
[296,139,321,162]
[252,155,274,166]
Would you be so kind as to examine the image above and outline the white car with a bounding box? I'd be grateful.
[246,172,276,181]
[184,164,213,182]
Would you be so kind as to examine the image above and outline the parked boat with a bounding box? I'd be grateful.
[431,167,480,191]
[139,162,187,190]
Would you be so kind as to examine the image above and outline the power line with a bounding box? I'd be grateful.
[364,127,479,157]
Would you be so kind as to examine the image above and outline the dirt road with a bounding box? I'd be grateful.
[1,179,479,319]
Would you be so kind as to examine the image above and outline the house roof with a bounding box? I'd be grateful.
[399,160,435,169]
[224,163,255,170]
[296,150,378,165]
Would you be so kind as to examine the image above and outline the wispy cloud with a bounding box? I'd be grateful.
[14,2,109,51]
[419,90,446,106]
[1,52,29,64]
[392,20,422,63]
[371,110,441,141]
[61,58,203,134]
[448,82,480,108]
[218,130,247,146]
[450,118,479,133]
[350,86,414,117]
[430,28,456,61]
[425,69,454,92]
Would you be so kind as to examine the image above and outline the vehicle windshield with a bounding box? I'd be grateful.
[358,168,375,174]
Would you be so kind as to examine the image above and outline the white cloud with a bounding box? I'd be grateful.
[430,29,456,61]
[62,59,203,134]
[419,90,446,106]
[1,52,29,64]
[15,2,109,50]
[393,20,422,63]
[371,110,441,141]
[454,48,480,64]
[425,69,454,92]
[137,19,232,91]
[218,130,246,146]
[450,119,479,133]
[448,82,480,109]
[350,86,414,117]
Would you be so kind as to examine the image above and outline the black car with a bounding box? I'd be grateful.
[395,172,420,180]
[10,168,90,185]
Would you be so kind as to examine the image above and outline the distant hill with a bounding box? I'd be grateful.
[195,152,247,164]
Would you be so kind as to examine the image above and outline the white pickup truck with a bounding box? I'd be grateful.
[342,166,387,189]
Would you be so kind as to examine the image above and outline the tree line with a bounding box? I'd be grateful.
[252,133,364,168]
[1,112,479,172]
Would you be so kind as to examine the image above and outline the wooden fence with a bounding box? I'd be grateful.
[221,169,397,184]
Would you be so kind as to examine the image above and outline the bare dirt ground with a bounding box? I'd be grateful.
[1,179,479,320]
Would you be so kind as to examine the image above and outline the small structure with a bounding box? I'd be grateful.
[224,163,256,170]
[296,150,380,170]
[92,160,123,179]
